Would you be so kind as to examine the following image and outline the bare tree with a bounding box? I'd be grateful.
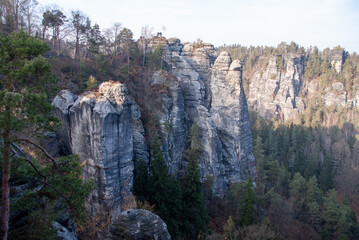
[19,0,38,34]
[103,22,121,60]
[139,25,153,66]
[0,0,23,34]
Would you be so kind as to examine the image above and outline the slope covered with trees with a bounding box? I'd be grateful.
[1,1,359,239]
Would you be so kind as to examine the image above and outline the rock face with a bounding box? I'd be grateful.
[330,50,344,73]
[248,55,305,121]
[161,45,256,194]
[211,55,255,183]
[246,50,359,121]
[52,81,134,218]
[53,39,256,216]
[109,209,171,240]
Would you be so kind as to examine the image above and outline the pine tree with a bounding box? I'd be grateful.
[239,177,256,226]
[305,176,322,230]
[133,159,149,203]
[149,139,182,239]
[253,135,267,197]
[182,150,208,239]
[0,31,58,239]
[0,31,92,239]
[289,172,306,213]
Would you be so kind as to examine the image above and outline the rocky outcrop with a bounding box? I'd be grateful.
[211,54,255,183]
[53,222,77,240]
[163,45,256,194]
[330,50,344,73]
[53,39,256,215]
[248,55,304,120]
[52,90,77,155]
[109,209,171,240]
[324,82,347,107]
[52,81,134,218]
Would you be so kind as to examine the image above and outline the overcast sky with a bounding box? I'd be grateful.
[37,0,359,53]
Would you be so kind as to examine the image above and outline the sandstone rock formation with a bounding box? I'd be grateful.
[53,39,256,216]
[109,209,171,240]
[248,55,305,121]
[52,81,134,218]
[211,55,255,183]
[161,44,256,194]
[330,50,345,73]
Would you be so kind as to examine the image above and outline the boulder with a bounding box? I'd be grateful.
[109,209,171,240]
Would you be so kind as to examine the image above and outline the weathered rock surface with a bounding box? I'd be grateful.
[324,83,347,107]
[52,90,77,155]
[53,221,77,240]
[248,55,304,120]
[211,56,255,184]
[245,49,359,120]
[109,209,171,240]
[163,45,256,194]
[330,50,345,73]
[53,38,256,216]
[53,81,134,218]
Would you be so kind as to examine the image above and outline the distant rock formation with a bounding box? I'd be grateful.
[109,209,171,240]
[330,50,345,73]
[248,54,304,121]
[247,52,358,121]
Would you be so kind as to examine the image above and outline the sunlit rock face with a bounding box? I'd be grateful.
[248,55,305,121]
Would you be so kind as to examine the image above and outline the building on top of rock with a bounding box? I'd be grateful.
[148,32,169,49]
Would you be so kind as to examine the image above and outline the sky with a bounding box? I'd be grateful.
[37,0,359,53]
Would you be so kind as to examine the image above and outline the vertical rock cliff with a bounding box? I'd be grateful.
[53,81,134,217]
[52,39,256,216]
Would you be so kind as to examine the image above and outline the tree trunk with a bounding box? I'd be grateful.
[127,44,130,77]
[1,124,11,240]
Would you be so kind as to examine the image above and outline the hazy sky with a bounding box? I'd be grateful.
[37,0,359,53]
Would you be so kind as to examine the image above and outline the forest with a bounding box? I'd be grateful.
[1,0,359,239]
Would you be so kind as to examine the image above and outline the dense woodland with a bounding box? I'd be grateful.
[1,0,359,239]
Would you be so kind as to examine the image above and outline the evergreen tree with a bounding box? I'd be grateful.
[149,139,182,239]
[133,159,149,203]
[87,23,103,56]
[12,155,94,239]
[239,177,256,226]
[0,31,57,239]
[305,176,322,230]
[289,172,306,212]
[253,135,267,202]
[0,31,92,239]
[321,190,359,239]
[182,151,208,239]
